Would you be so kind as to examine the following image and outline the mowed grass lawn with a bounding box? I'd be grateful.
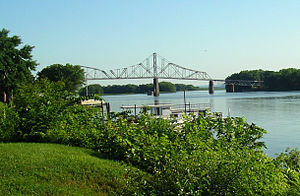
[0,143,138,195]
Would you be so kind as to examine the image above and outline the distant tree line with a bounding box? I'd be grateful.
[79,82,201,96]
[226,68,300,91]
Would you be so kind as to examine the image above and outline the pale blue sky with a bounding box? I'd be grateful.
[1,0,300,84]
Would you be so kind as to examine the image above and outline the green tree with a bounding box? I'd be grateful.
[37,64,85,92]
[138,83,153,93]
[175,83,200,91]
[0,102,20,141]
[0,29,37,103]
[79,84,103,96]
[159,81,176,92]
[102,84,139,94]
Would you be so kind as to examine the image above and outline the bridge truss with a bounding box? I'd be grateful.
[81,53,212,81]
[225,80,263,87]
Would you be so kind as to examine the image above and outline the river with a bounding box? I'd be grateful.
[102,90,300,157]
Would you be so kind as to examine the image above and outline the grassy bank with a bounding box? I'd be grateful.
[0,143,141,195]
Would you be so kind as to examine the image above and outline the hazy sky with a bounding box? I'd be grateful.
[1,0,300,85]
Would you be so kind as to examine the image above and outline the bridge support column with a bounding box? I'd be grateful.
[225,84,235,92]
[153,78,160,96]
[209,80,214,94]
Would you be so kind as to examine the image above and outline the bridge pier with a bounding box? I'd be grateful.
[153,78,160,96]
[209,80,214,94]
[226,84,235,92]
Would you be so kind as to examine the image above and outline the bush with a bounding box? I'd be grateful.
[151,146,287,195]
[276,148,300,195]
[87,113,288,195]
[45,105,103,148]
[14,80,74,141]
[0,103,20,141]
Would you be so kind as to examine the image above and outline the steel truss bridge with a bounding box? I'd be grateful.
[81,53,262,96]
[81,53,211,81]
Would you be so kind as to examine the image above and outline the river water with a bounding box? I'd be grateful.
[103,90,300,157]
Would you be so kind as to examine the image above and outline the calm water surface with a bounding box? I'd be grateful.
[103,90,300,157]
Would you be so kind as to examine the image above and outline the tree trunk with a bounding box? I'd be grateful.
[3,90,6,103]
[2,88,13,104]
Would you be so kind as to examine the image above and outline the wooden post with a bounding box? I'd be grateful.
[184,89,186,114]
[106,103,110,117]
[101,102,104,116]
[134,104,137,119]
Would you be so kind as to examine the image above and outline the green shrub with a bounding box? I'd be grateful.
[88,112,289,195]
[276,148,300,195]
[45,105,103,148]
[14,79,75,141]
[0,103,20,141]
[151,147,287,195]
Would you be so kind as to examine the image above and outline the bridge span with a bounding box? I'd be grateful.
[81,53,262,96]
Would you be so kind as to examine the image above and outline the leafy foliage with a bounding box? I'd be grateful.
[275,148,300,195]
[102,84,139,94]
[0,29,37,103]
[38,63,85,92]
[277,148,300,172]
[175,83,201,91]
[0,102,20,141]
[159,81,176,92]
[13,79,74,141]
[78,84,103,96]
[45,105,103,148]
[83,113,286,195]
